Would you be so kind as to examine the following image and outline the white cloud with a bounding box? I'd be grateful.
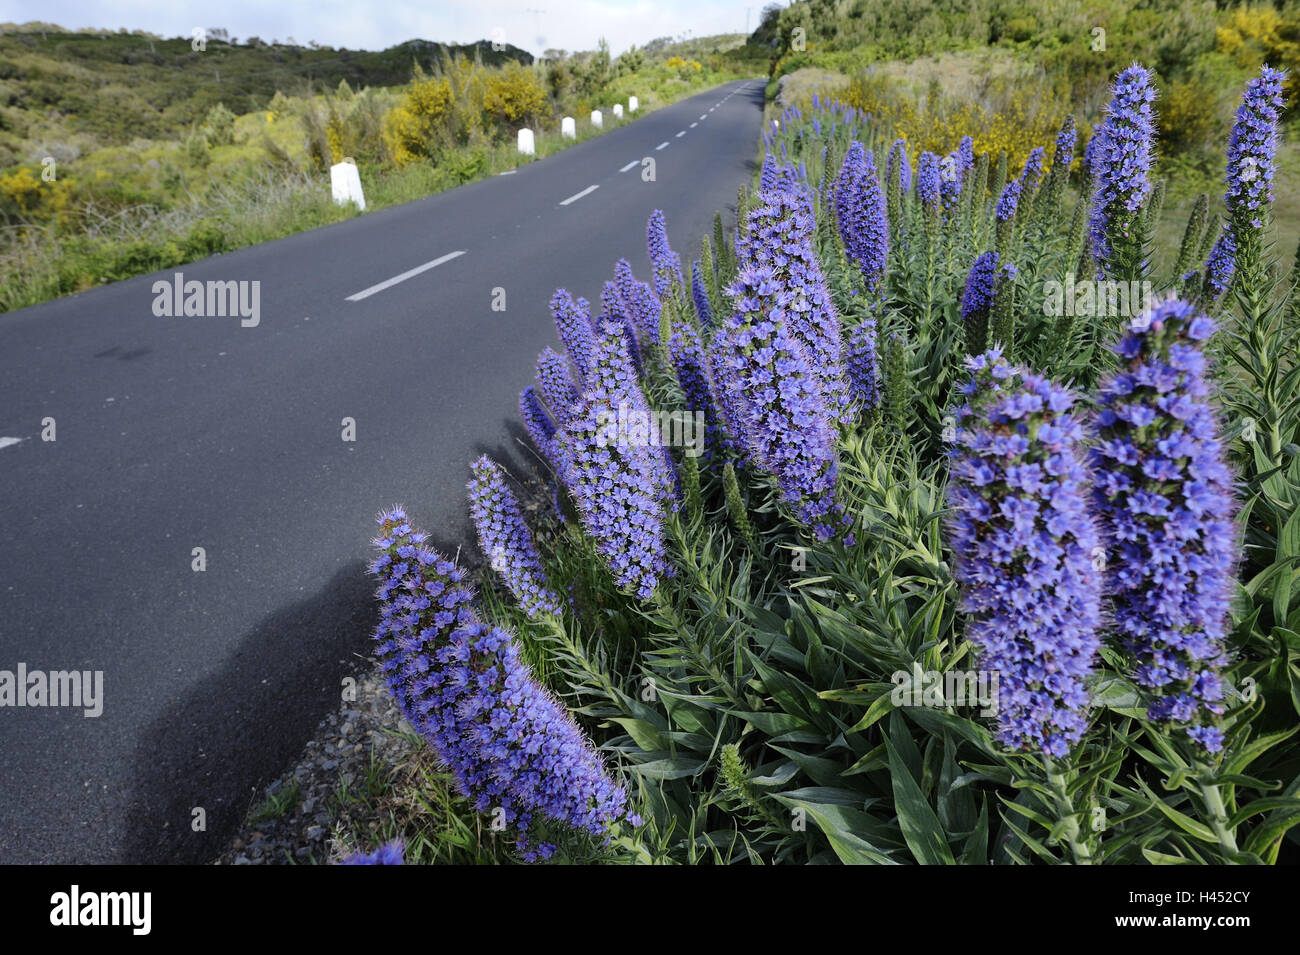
[14,0,764,57]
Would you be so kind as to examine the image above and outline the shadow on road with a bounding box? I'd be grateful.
[121,560,377,863]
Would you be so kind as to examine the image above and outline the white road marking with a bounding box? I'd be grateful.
[0,437,24,450]
[655,141,669,150]
[559,184,599,206]
[699,115,706,120]
[619,160,639,172]
[499,169,517,176]
[346,250,467,301]
[676,131,685,137]
[690,122,698,128]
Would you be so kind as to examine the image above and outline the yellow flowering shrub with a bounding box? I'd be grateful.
[483,64,548,129]
[842,72,1065,174]
[382,77,454,167]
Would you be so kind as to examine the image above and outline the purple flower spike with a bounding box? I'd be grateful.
[947,349,1103,757]
[996,178,1022,222]
[1054,116,1077,171]
[551,288,597,383]
[846,317,879,413]
[716,262,845,541]
[340,840,404,865]
[1090,297,1238,753]
[1019,146,1045,189]
[1202,229,1236,303]
[647,209,684,298]
[536,347,581,430]
[369,509,638,858]
[613,259,662,344]
[888,139,911,193]
[468,455,562,619]
[558,391,674,601]
[735,185,851,426]
[1088,65,1158,276]
[1225,65,1285,234]
[668,320,721,460]
[916,151,942,211]
[835,141,889,291]
[691,260,714,329]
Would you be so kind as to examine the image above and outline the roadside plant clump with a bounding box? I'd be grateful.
[367,63,1300,865]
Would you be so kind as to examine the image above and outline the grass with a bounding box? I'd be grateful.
[248,778,300,826]
[0,67,755,314]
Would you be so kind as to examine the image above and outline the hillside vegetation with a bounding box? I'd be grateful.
[0,24,752,311]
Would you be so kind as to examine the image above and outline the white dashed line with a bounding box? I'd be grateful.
[619,160,639,172]
[655,141,669,150]
[699,115,706,120]
[559,184,599,206]
[690,122,698,128]
[0,437,24,450]
[499,169,517,176]
[345,250,466,301]
[676,131,685,138]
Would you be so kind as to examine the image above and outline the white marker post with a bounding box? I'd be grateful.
[613,103,624,119]
[628,96,638,113]
[517,128,536,156]
[330,159,366,210]
[561,116,576,139]
[591,110,603,129]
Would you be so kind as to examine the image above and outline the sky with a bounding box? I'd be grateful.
[8,1,775,57]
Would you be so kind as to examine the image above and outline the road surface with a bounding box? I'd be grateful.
[0,78,765,863]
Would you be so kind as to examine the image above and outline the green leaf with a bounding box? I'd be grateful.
[848,690,898,733]
[1133,780,1217,844]
[885,733,956,864]
[959,798,990,865]
[772,792,900,865]
[609,718,668,752]
[628,754,706,780]
[1141,847,1195,865]
[1223,725,1299,777]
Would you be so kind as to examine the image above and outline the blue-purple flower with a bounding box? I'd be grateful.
[551,288,597,383]
[716,262,846,540]
[369,508,637,858]
[691,260,714,329]
[468,455,562,619]
[947,349,1103,757]
[834,141,889,291]
[1224,65,1286,234]
[1088,65,1158,276]
[340,840,404,865]
[1202,228,1236,303]
[535,347,581,430]
[1090,298,1237,752]
[557,389,674,600]
[1019,146,1045,189]
[996,178,1022,222]
[846,317,879,414]
[735,184,851,426]
[887,139,911,193]
[668,320,721,459]
[613,258,662,343]
[916,151,942,213]
[647,209,684,298]
[1054,116,1077,172]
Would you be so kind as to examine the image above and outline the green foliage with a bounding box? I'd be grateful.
[427,74,1300,866]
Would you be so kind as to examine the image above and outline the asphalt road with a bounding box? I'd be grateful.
[0,78,765,863]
